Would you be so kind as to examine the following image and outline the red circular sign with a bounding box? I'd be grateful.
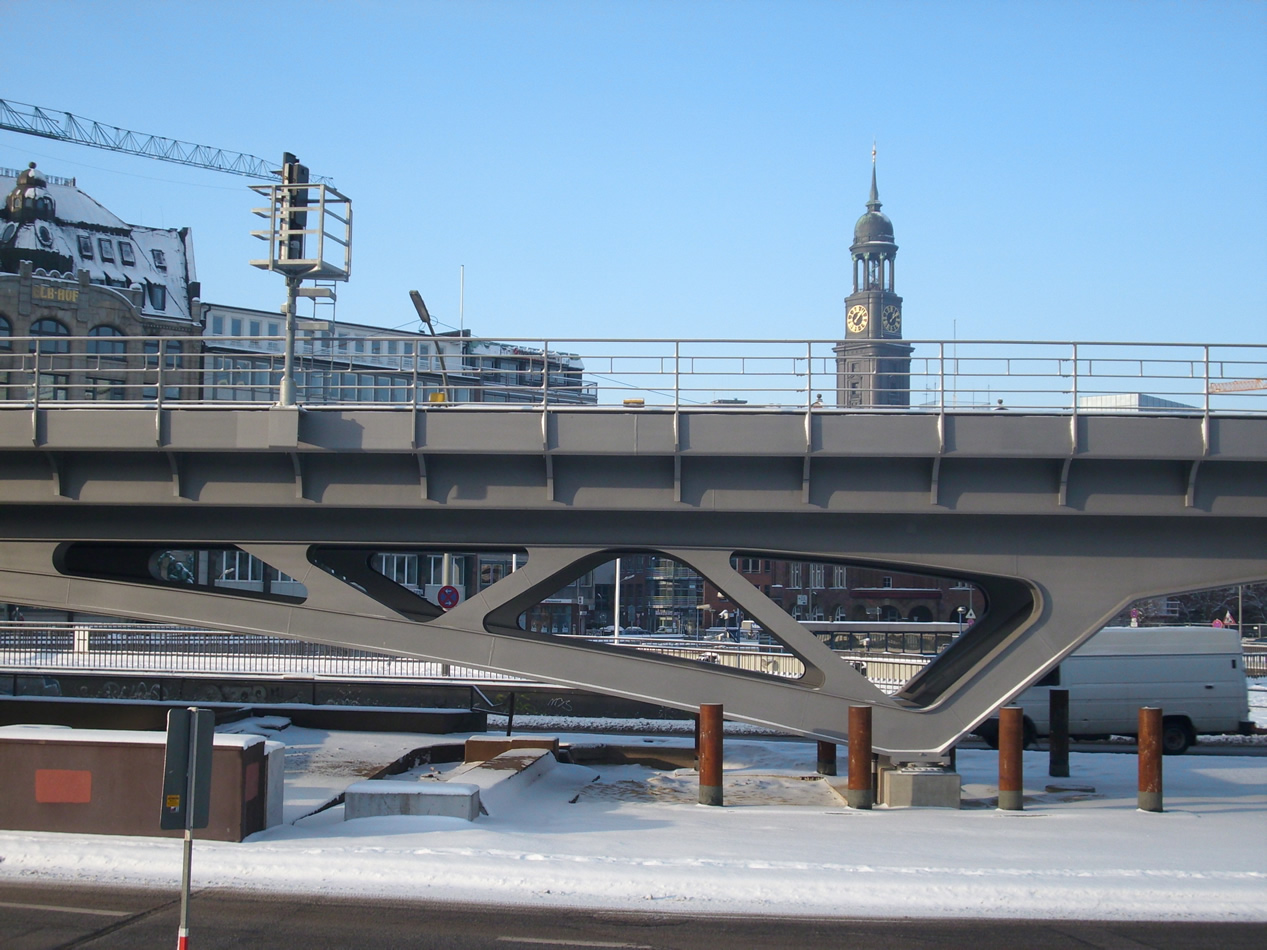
[437,585,461,610]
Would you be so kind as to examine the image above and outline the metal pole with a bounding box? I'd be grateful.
[998,705,1024,810]
[846,705,873,809]
[177,710,197,950]
[816,740,837,776]
[613,557,622,641]
[1049,688,1070,778]
[698,703,723,806]
[279,275,299,406]
[1138,706,1163,812]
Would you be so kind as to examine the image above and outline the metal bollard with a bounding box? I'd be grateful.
[846,705,873,809]
[998,706,1024,810]
[817,740,837,776]
[698,703,723,806]
[1138,706,1163,812]
[1049,688,1070,778]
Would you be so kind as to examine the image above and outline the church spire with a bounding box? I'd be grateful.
[867,143,881,211]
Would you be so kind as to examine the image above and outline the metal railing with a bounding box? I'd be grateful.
[0,622,934,693]
[1,337,1264,414]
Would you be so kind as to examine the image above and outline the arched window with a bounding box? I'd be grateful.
[88,325,126,361]
[29,318,70,353]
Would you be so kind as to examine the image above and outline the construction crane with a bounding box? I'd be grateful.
[0,97,332,184]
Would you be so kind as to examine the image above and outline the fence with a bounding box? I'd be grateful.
[2,337,1265,414]
[0,622,936,694]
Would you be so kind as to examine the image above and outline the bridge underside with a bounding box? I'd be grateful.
[1,406,1265,758]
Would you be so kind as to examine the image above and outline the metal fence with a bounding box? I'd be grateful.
[0,622,931,693]
[2,337,1264,414]
[2,623,1262,701]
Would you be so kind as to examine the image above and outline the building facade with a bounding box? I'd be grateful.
[0,164,202,402]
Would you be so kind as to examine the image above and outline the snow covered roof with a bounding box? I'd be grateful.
[1,165,197,323]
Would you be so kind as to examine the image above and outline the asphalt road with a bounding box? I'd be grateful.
[2,881,1263,950]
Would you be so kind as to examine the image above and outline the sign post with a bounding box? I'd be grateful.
[162,707,214,950]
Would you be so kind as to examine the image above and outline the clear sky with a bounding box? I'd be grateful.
[3,0,1264,344]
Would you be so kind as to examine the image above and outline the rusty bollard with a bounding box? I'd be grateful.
[846,705,873,809]
[817,740,837,776]
[698,703,723,806]
[1049,688,1070,778]
[998,706,1024,810]
[1138,706,1163,813]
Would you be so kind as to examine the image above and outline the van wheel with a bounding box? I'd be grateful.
[1162,718,1194,755]
[975,721,1000,749]
[1022,717,1038,750]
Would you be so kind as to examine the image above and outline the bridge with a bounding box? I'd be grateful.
[0,337,1265,759]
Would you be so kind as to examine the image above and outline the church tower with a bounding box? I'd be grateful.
[834,158,912,407]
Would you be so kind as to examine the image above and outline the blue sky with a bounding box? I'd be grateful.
[3,0,1264,344]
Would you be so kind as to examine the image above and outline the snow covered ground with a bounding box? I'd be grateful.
[0,684,1263,921]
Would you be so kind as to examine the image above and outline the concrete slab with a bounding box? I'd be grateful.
[450,748,558,814]
[344,779,481,821]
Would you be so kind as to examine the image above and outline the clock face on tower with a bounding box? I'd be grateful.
[882,304,901,335]
[846,305,869,334]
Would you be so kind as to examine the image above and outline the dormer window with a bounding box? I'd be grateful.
[118,241,135,266]
[98,239,115,263]
[151,249,167,271]
[78,235,94,259]
[146,281,167,311]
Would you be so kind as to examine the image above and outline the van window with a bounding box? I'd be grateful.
[1034,666,1060,687]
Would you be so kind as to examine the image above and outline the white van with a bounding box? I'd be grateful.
[973,625,1254,754]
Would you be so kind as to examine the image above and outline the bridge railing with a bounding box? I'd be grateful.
[1,337,1264,413]
[0,622,935,694]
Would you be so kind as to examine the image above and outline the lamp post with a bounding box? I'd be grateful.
[956,605,966,637]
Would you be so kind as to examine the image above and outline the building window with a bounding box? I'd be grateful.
[29,318,70,353]
[88,326,126,361]
[38,372,69,401]
[146,282,167,311]
[832,566,847,589]
[210,315,224,335]
[98,239,115,263]
[0,313,10,349]
[789,563,802,587]
[86,378,127,400]
[151,249,167,271]
[77,235,94,259]
[810,564,825,589]
[881,576,893,588]
[118,241,135,266]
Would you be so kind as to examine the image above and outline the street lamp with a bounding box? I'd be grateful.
[956,605,966,636]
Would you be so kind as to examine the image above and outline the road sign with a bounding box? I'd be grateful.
[161,707,214,830]
[162,706,214,950]
[437,585,461,610]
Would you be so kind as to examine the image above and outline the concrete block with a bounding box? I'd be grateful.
[464,735,559,763]
[879,767,961,808]
[344,779,481,821]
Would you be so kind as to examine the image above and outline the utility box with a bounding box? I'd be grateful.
[0,725,266,841]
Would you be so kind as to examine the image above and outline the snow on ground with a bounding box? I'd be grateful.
[2,695,1265,922]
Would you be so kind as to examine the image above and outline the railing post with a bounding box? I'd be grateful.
[698,703,723,806]
[998,705,1024,810]
[846,705,873,809]
[674,340,680,410]
[541,340,549,408]
[1049,688,1070,778]
[806,340,813,409]
[816,740,837,776]
[1138,706,1163,812]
